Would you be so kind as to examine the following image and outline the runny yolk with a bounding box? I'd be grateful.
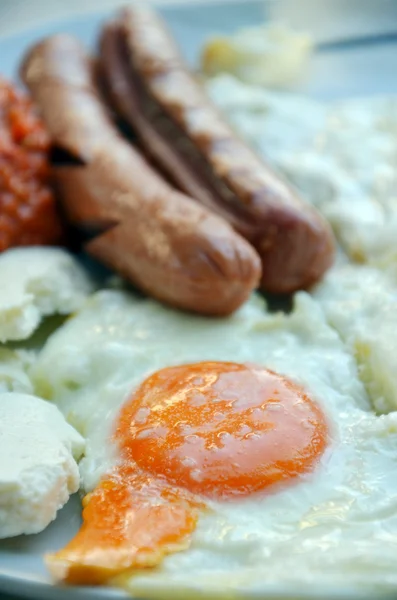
[46,362,328,585]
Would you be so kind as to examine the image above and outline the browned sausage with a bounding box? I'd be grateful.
[21,35,261,316]
[98,6,335,294]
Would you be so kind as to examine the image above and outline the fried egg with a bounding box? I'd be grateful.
[314,263,397,414]
[29,288,397,596]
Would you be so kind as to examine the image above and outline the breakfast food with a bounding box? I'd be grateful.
[48,360,329,584]
[33,290,368,490]
[0,392,84,539]
[31,288,397,596]
[206,75,397,267]
[201,23,313,87]
[98,6,334,294]
[0,78,62,251]
[0,247,94,342]
[21,35,261,317]
[0,5,396,599]
[313,263,397,414]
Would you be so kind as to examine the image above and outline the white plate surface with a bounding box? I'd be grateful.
[1,1,397,599]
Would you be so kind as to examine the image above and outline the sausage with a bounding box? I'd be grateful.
[98,6,335,294]
[20,35,261,316]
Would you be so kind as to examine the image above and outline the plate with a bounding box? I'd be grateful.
[1,1,397,599]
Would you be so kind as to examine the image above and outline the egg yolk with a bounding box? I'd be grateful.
[46,362,328,585]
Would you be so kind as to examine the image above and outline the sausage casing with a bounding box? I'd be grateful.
[99,7,335,293]
[21,35,261,316]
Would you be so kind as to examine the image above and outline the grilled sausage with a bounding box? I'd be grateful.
[98,6,335,294]
[21,35,261,316]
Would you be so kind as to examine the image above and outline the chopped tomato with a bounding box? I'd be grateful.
[0,78,62,251]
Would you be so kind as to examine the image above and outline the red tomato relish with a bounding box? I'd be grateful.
[0,78,62,251]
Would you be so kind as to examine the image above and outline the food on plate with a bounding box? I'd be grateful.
[47,361,328,584]
[0,78,63,251]
[206,75,397,268]
[21,35,261,317]
[31,288,397,597]
[98,6,334,294]
[0,247,94,342]
[201,23,313,87]
[0,5,396,598]
[0,392,84,539]
[314,263,397,414]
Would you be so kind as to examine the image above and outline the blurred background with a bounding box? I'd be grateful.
[0,0,397,42]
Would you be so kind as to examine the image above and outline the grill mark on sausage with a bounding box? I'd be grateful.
[99,23,258,237]
[21,34,262,316]
[97,7,335,294]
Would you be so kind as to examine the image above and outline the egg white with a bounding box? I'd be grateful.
[30,288,397,597]
[314,262,397,415]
